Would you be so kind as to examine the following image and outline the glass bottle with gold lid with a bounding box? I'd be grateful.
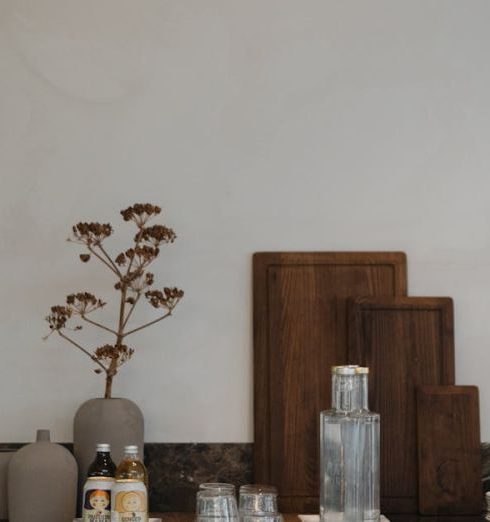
[320,366,380,522]
[112,445,149,522]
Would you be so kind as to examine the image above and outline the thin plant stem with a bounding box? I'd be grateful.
[123,291,141,329]
[125,226,144,278]
[123,310,172,338]
[80,315,118,336]
[117,285,127,338]
[58,331,107,373]
[87,245,120,276]
[98,244,122,277]
[103,280,129,398]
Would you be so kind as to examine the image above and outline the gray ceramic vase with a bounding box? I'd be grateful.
[8,429,77,522]
[74,398,144,486]
[0,450,15,519]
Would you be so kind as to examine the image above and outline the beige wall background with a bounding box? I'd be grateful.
[1,0,490,442]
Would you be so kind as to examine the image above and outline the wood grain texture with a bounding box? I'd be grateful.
[417,386,482,516]
[347,297,455,514]
[253,252,407,513]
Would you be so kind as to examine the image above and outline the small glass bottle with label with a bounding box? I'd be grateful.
[111,445,148,522]
[83,443,116,522]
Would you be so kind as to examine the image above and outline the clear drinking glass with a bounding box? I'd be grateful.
[241,516,283,522]
[200,483,236,495]
[196,490,239,522]
[238,485,283,522]
[239,485,278,514]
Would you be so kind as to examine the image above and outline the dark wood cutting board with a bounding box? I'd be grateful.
[347,297,455,514]
[253,252,407,513]
[417,385,481,515]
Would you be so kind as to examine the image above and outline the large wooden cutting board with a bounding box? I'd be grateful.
[347,297,455,514]
[417,385,481,516]
[253,252,407,513]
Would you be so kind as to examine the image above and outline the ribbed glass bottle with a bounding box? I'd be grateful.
[320,366,380,522]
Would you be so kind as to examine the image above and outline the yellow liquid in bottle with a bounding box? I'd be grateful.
[115,455,148,487]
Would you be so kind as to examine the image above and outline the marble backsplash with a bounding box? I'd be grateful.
[0,443,253,514]
[145,443,253,512]
[1,442,489,513]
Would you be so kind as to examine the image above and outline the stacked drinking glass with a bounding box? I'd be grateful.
[239,485,282,522]
[196,484,238,522]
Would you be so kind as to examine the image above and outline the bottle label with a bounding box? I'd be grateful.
[113,489,147,522]
[82,487,111,522]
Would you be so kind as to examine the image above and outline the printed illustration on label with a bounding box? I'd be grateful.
[114,489,147,522]
[83,488,111,522]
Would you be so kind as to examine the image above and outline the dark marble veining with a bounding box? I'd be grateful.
[481,442,490,493]
[145,443,253,512]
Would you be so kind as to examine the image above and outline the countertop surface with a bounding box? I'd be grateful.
[151,514,486,522]
[0,510,485,521]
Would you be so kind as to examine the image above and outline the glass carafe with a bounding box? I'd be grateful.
[320,366,380,522]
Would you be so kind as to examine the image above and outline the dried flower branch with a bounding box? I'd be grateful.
[44,203,183,398]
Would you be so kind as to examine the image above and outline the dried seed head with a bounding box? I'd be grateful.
[138,225,176,246]
[45,306,72,330]
[121,203,162,226]
[66,292,105,314]
[115,253,126,266]
[145,287,184,310]
[94,344,135,367]
[72,222,113,245]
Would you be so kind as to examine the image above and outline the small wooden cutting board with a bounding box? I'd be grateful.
[417,385,482,515]
[347,296,455,513]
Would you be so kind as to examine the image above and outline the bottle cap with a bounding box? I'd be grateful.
[332,365,358,375]
[96,443,111,452]
[355,367,369,374]
[124,445,139,454]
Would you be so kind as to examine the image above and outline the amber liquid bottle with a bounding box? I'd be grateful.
[87,443,117,479]
[83,444,116,522]
[115,445,148,486]
[112,445,148,522]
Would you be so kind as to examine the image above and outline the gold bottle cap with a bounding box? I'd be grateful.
[332,365,358,375]
[355,367,369,374]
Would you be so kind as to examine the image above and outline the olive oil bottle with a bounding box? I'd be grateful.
[111,445,148,522]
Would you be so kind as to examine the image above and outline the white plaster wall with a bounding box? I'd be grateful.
[1,0,490,442]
